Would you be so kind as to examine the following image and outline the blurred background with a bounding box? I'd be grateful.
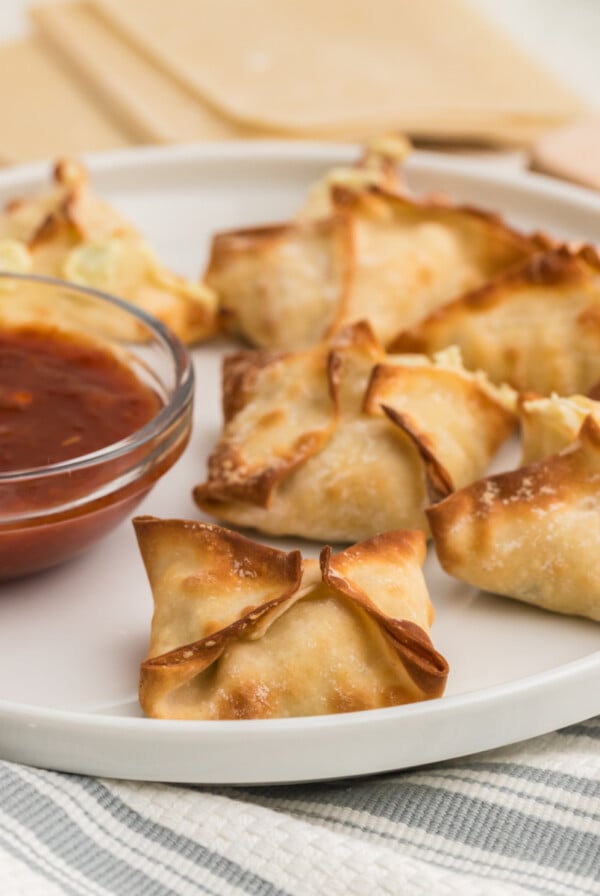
[0,0,599,187]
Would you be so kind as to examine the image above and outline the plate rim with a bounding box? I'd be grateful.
[0,650,598,732]
[5,138,600,210]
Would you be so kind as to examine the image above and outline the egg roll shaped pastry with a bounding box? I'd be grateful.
[194,324,516,542]
[427,414,600,622]
[206,175,541,350]
[393,245,600,396]
[134,516,448,720]
[0,159,216,342]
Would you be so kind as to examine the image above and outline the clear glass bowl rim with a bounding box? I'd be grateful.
[0,271,194,482]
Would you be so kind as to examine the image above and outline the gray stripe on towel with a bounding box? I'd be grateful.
[0,764,218,896]
[232,779,600,882]
[443,760,600,799]
[0,820,92,896]
[76,776,292,896]
[558,721,600,741]
[272,803,598,896]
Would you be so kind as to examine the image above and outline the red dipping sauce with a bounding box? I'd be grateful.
[0,323,178,580]
[0,325,161,472]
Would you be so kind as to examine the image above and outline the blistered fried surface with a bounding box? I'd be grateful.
[0,159,217,342]
[195,324,516,541]
[394,246,600,396]
[207,217,351,349]
[428,416,600,622]
[205,146,538,350]
[135,517,448,720]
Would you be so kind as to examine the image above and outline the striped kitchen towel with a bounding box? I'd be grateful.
[0,717,598,896]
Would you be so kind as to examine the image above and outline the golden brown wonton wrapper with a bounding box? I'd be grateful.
[297,134,411,221]
[206,157,539,350]
[519,392,599,464]
[194,323,516,541]
[0,159,217,342]
[134,516,448,720]
[427,415,600,622]
[394,245,600,396]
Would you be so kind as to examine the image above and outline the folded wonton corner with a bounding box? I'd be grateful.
[519,391,600,465]
[427,412,600,622]
[0,159,217,342]
[393,244,600,396]
[194,322,516,542]
[205,145,543,350]
[134,515,449,720]
[297,133,412,221]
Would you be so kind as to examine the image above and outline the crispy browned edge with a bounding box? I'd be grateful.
[392,244,600,352]
[197,321,515,512]
[135,515,303,671]
[426,415,600,574]
[23,159,88,249]
[196,345,340,509]
[363,360,514,502]
[329,182,550,251]
[370,353,515,430]
[204,176,547,341]
[136,518,448,707]
[221,349,287,422]
[219,321,382,424]
[194,323,380,509]
[322,529,448,697]
[381,404,455,503]
[192,352,340,512]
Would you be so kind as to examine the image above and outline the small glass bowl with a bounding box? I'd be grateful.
[0,273,194,579]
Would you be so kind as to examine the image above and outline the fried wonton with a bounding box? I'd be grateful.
[208,216,353,350]
[194,323,516,541]
[394,246,600,396]
[134,516,449,719]
[0,159,217,342]
[206,155,540,349]
[207,140,405,349]
[427,415,600,622]
[297,133,411,221]
[519,392,600,464]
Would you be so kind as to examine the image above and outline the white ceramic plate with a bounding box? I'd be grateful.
[0,143,599,785]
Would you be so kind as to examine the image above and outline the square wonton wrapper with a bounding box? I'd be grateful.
[134,516,448,720]
[206,171,540,350]
[0,159,217,343]
[194,323,516,542]
[394,245,600,396]
[427,415,600,622]
[95,0,584,144]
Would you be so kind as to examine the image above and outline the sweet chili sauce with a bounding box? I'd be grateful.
[0,323,166,579]
[0,324,161,472]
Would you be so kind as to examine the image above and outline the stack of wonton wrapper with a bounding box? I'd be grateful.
[0,0,586,164]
